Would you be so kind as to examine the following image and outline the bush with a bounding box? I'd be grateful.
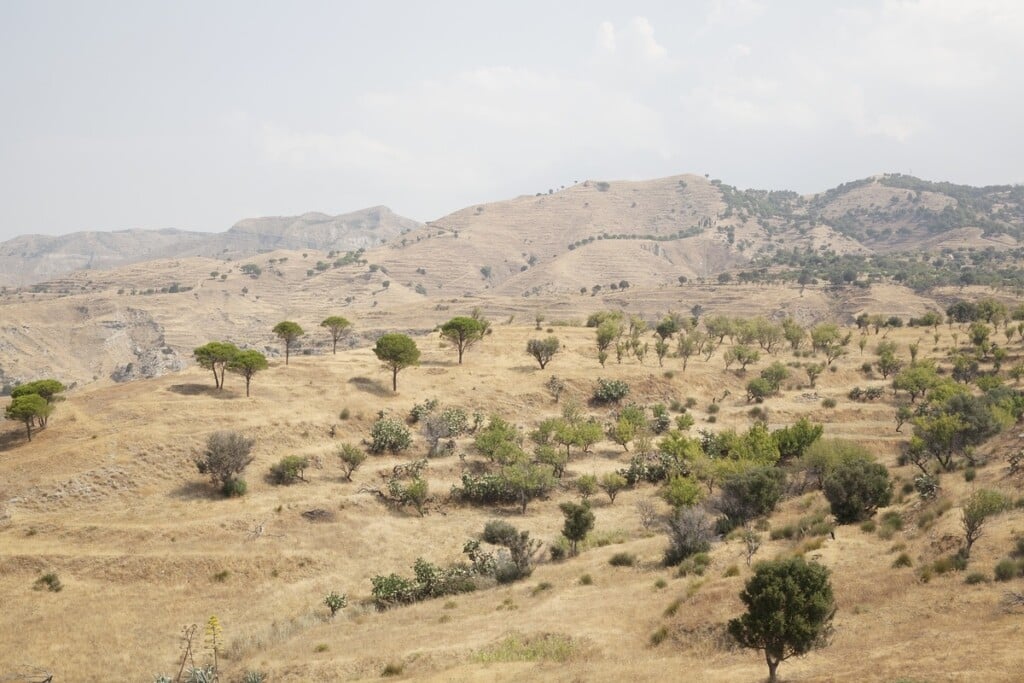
[369,416,412,453]
[593,378,630,404]
[324,591,347,617]
[221,478,247,497]
[34,572,62,592]
[717,466,787,528]
[269,455,310,485]
[964,572,988,585]
[609,552,637,567]
[663,507,714,566]
[822,458,892,523]
[482,520,518,546]
[337,444,366,481]
[892,553,913,568]
[994,558,1018,582]
[822,398,837,409]
[195,430,255,495]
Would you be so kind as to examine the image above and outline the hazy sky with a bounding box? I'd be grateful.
[1,1,1022,239]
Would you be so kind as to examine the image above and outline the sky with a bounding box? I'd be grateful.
[1,0,1022,239]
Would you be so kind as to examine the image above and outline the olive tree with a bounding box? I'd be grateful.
[526,337,560,369]
[194,431,255,496]
[373,333,421,391]
[728,556,836,682]
[272,321,304,365]
[961,489,1010,558]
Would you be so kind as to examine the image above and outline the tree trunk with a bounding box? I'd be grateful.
[766,653,779,682]
[458,345,464,364]
[211,367,221,389]
[392,367,398,392]
[332,338,338,354]
[219,364,227,389]
[285,343,290,365]
[25,421,32,441]
[245,376,251,397]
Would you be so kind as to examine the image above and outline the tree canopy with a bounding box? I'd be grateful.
[373,333,421,391]
[5,393,52,441]
[194,341,240,389]
[439,316,486,364]
[228,350,269,397]
[272,321,304,365]
[320,316,352,354]
[728,556,835,682]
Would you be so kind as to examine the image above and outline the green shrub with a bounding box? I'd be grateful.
[649,626,670,646]
[676,552,712,577]
[964,572,988,585]
[593,378,630,404]
[707,403,721,414]
[723,564,740,577]
[381,662,404,677]
[822,398,837,409]
[579,573,593,585]
[859,520,876,533]
[269,455,310,485]
[994,558,1018,582]
[964,466,976,482]
[653,578,668,589]
[717,466,787,528]
[221,478,247,497]
[892,553,913,568]
[369,416,412,453]
[324,591,347,617]
[482,520,518,546]
[822,458,892,524]
[33,572,62,592]
[609,552,637,567]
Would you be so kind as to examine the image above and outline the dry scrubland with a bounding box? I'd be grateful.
[3,323,1024,682]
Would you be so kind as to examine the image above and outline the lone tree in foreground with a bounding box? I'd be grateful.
[227,350,268,397]
[194,431,255,496]
[526,336,560,369]
[728,556,835,682]
[373,333,421,391]
[439,316,486,364]
[320,315,352,354]
[272,321,304,365]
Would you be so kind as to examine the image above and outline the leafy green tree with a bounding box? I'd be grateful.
[961,489,1010,558]
[599,472,628,503]
[272,321,304,365]
[320,316,352,354]
[269,455,310,484]
[772,418,823,462]
[724,344,760,371]
[337,444,366,481]
[661,475,704,509]
[718,466,786,527]
[595,320,620,355]
[5,393,52,441]
[728,556,835,682]
[194,342,239,389]
[810,323,850,365]
[228,350,268,397]
[373,333,421,391]
[526,337,560,369]
[440,316,486,364]
[782,317,805,352]
[11,379,66,403]
[822,458,892,523]
[559,501,595,555]
[503,460,557,514]
[892,361,940,402]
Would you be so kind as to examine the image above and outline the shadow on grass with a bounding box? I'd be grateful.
[168,480,218,501]
[167,383,237,399]
[348,376,393,397]
[0,428,28,452]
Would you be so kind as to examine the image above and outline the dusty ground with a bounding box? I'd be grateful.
[2,324,1024,682]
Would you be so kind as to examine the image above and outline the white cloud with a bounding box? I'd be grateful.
[594,16,678,77]
[704,0,765,28]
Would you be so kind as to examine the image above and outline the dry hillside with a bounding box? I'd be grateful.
[2,322,1024,682]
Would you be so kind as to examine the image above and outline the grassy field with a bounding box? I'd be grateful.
[2,322,1024,682]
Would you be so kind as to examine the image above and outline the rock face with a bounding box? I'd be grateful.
[106,308,185,383]
[221,206,420,252]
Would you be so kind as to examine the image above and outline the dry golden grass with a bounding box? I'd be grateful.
[2,322,1024,682]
